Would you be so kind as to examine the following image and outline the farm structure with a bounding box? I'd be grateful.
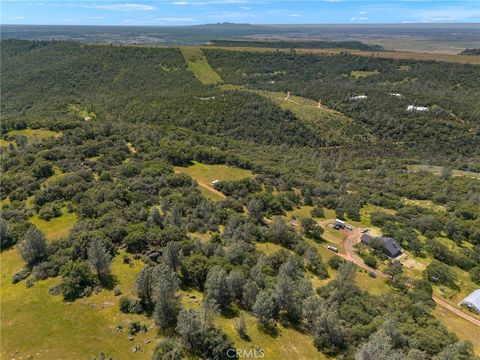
[350,95,367,101]
[334,219,346,229]
[459,289,480,313]
[361,234,402,258]
[407,105,428,112]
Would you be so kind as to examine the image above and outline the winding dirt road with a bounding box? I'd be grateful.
[340,228,480,327]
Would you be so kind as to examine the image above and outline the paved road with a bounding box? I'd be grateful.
[340,228,480,327]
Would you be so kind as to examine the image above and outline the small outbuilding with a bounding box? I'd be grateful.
[406,105,428,112]
[211,179,220,186]
[350,95,368,101]
[361,234,402,258]
[459,289,480,313]
[334,219,346,230]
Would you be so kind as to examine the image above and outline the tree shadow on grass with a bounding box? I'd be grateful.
[257,323,279,338]
[103,273,119,290]
[221,307,240,319]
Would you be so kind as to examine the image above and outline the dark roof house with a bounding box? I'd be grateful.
[361,234,402,258]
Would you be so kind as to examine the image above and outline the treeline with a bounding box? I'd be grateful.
[460,48,480,56]
[209,39,385,51]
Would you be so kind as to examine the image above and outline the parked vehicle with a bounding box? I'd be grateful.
[327,245,339,253]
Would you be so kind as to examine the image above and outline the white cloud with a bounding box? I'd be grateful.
[350,17,368,21]
[418,6,480,22]
[173,1,190,4]
[359,11,367,15]
[96,3,156,11]
[155,17,196,22]
[240,6,251,10]
[12,16,26,19]
[288,14,302,17]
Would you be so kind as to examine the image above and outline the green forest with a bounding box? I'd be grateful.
[1,40,480,360]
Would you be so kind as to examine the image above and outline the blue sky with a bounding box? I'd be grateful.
[2,0,480,25]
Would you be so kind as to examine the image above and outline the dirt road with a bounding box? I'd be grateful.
[341,228,480,327]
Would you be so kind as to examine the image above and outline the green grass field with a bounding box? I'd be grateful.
[175,161,253,185]
[6,129,62,143]
[432,306,480,355]
[351,70,380,78]
[30,208,78,241]
[215,311,326,360]
[180,46,223,85]
[1,249,155,360]
[402,198,447,212]
[0,139,14,148]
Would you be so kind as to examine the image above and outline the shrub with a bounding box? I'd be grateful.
[60,261,94,301]
[119,296,143,314]
[12,267,31,284]
[25,277,35,288]
[32,261,56,280]
[328,256,345,270]
[363,254,378,268]
[310,207,325,218]
[153,338,184,360]
[39,202,62,221]
[128,321,142,335]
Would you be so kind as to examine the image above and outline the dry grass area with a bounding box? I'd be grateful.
[6,129,62,143]
[408,165,480,180]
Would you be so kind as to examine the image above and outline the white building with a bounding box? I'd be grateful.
[211,179,220,186]
[407,105,428,112]
[334,219,346,229]
[390,93,403,97]
[350,95,368,101]
[459,289,480,313]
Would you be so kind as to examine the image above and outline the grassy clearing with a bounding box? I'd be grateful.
[215,311,325,360]
[432,306,480,355]
[68,103,96,121]
[1,249,155,360]
[351,70,380,78]
[256,242,292,256]
[175,161,253,185]
[7,129,62,142]
[207,46,480,65]
[30,208,78,241]
[180,46,223,85]
[408,165,480,180]
[243,89,375,146]
[126,142,137,154]
[0,139,14,148]
[198,185,225,201]
[402,198,447,212]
